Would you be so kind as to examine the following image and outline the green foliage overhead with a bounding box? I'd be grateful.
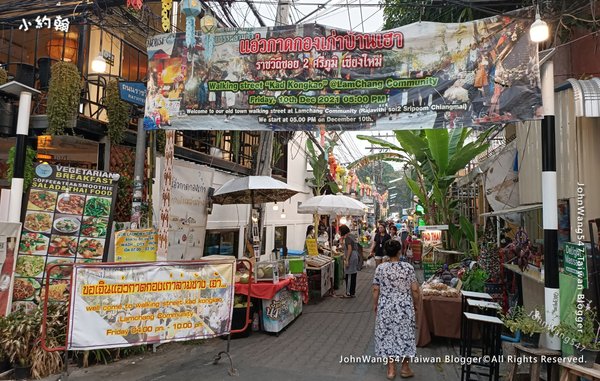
[0,67,7,86]
[105,79,131,144]
[356,128,490,226]
[46,61,82,136]
[7,146,37,191]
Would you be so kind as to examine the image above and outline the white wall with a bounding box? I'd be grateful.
[517,88,600,242]
[155,132,314,259]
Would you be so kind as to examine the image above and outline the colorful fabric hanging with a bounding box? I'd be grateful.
[182,0,202,47]
[127,0,143,9]
[161,0,173,32]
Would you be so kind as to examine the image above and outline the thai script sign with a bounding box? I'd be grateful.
[119,81,147,107]
[145,10,541,131]
[564,243,587,289]
[68,260,235,350]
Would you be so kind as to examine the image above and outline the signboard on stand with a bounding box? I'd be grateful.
[13,164,119,311]
[305,239,318,256]
[115,229,158,262]
[261,288,302,333]
[564,243,587,288]
[68,259,235,350]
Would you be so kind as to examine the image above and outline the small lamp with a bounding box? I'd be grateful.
[91,54,107,73]
[530,8,549,43]
[273,202,279,211]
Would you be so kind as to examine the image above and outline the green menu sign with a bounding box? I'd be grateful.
[564,243,587,289]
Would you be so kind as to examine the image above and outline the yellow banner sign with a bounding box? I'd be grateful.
[68,260,235,350]
[305,239,318,256]
[115,229,158,262]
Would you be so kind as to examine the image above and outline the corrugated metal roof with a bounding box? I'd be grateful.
[565,78,600,117]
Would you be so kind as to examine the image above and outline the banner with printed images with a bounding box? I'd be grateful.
[67,260,235,350]
[0,222,22,316]
[144,9,541,131]
[12,164,119,312]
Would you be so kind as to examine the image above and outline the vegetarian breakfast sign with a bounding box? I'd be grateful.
[12,164,119,311]
[67,260,235,350]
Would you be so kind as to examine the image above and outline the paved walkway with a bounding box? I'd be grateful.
[49,267,463,381]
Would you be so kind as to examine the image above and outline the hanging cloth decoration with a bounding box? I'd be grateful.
[127,0,143,10]
[182,0,202,47]
[161,0,173,32]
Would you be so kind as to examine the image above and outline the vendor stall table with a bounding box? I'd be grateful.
[306,258,335,302]
[333,255,344,290]
[418,294,462,346]
[235,277,307,334]
[560,360,600,381]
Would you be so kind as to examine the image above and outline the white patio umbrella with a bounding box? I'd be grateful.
[297,194,368,216]
[212,175,301,205]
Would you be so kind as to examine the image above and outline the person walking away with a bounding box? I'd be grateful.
[339,225,359,298]
[373,239,419,379]
[370,222,391,267]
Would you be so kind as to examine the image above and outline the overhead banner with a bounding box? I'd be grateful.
[13,164,119,312]
[145,10,541,131]
[68,260,235,350]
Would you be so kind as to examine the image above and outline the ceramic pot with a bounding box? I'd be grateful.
[575,347,599,368]
[521,332,540,348]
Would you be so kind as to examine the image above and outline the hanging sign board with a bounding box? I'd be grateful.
[119,81,147,107]
[145,10,541,131]
[564,243,587,289]
[67,259,235,350]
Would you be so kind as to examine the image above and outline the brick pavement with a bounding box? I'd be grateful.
[45,267,464,381]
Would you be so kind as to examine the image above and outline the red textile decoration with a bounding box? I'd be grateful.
[288,273,309,304]
[235,278,291,300]
[127,0,143,9]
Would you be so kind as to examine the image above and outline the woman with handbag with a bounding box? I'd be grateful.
[339,224,359,298]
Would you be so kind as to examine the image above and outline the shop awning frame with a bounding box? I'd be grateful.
[479,203,542,217]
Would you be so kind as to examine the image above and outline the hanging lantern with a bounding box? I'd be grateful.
[182,0,202,47]
[47,32,79,62]
[127,0,143,10]
[161,0,173,32]
[200,15,218,34]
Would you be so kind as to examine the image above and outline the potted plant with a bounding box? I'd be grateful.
[0,307,41,379]
[500,306,546,348]
[46,61,82,135]
[555,300,600,367]
[105,79,131,144]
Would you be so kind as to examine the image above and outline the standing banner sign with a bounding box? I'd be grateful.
[115,229,158,262]
[145,10,541,131]
[68,259,235,350]
[0,222,22,315]
[305,239,318,256]
[13,164,119,311]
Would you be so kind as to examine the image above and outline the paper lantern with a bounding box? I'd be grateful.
[182,0,202,47]
[47,32,78,62]
[200,15,217,34]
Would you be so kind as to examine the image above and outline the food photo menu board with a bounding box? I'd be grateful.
[12,164,119,311]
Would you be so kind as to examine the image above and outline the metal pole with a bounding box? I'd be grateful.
[147,130,155,228]
[131,117,146,228]
[8,91,32,223]
[541,59,560,350]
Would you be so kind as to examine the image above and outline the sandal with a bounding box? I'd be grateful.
[400,369,414,378]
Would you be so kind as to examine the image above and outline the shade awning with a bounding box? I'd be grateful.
[479,203,542,217]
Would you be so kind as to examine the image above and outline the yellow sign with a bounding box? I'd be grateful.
[115,229,158,262]
[68,260,235,350]
[305,239,318,256]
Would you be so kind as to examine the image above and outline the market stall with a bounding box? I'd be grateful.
[418,282,462,346]
[305,255,335,301]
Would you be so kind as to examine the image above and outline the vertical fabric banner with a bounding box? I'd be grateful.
[157,130,175,261]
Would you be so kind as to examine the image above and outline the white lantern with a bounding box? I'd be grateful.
[530,11,549,43]
[200,15,217,34]
[91,54,107,73]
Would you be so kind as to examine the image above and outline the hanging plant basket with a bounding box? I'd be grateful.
[46,61,82,135]
[105,79,131,144]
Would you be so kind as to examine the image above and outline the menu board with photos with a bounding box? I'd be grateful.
[12,164,119,311]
